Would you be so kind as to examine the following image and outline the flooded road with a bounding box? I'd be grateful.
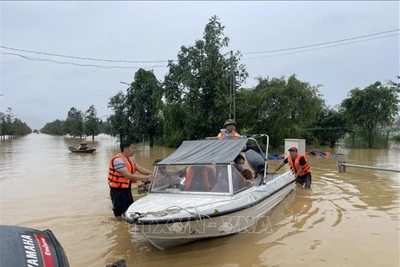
[1,134,399,267]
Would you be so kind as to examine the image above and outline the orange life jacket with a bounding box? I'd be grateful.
[287,154,311,176]
[184,166,214,191]
[218,131,238,139]
[108,153,136,189]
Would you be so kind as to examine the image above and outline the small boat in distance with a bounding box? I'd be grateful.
[68,143,96,153]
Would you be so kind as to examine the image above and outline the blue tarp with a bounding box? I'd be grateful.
[267,153,285,160]
[265,150,344,161]
[307,150,344,158]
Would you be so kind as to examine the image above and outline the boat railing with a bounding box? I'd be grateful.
[206,133,270,181]
[248,134,269,181]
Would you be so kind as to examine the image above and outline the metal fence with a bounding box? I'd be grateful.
[338,161,400,173]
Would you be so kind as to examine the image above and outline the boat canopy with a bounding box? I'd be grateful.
[157,139,248,165]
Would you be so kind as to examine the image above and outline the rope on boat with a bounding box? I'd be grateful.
[123,180,287,225]
[123,205,213,227]
[123,190,267,225]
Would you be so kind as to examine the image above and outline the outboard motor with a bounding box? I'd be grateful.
[0,225,127,267]
[245,149,267,173]
[0,225,70,267]
[244,149,268,186]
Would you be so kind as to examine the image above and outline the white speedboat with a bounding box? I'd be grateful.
[123,134,296,250]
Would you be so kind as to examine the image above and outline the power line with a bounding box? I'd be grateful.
[3,32,397,69]
[242,29,400,55]
[242,33,399,60]
[1,52,167,69]
[0,45,174,64]
[1,29,398,64]
[1,30,398,69]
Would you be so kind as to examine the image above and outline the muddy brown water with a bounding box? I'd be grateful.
[0,134,399,267]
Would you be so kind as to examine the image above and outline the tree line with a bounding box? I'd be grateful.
[0,108,32,138]
[40,105,107,141]
[42,15,400,149]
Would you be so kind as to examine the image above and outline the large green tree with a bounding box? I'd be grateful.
[236,75,324,148]
[126,69,163,147]
[341,81,399,148]
[84,105,100,141]
[98,119,112,134]
[107,91,131,143]
[389,75,400,89]
[235,87,261,134]
[163,15,248,146]
[64,107,84,138]
[307,106,348,147]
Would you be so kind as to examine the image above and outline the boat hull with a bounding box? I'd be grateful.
[134,180,295,250]
[68,147,96,153]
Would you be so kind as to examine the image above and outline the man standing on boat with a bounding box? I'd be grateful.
[78,143,88,151]
[272,147,312,188]
[108,140,155,220]
[218,119,240,139]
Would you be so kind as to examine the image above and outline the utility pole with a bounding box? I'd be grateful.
[232,60,236,122]
[229,50,236,121]
[0,94,4,115]
[230,50,234,120]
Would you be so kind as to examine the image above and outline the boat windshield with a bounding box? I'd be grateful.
[150,164,231,194]
[232,167,251,193]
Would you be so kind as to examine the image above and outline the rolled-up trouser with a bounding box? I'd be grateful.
[296,172,312,188]
[110,188,134,217]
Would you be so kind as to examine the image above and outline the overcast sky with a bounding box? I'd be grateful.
[1,1,399,129]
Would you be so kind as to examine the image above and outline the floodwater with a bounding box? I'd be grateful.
[0,134,399,267]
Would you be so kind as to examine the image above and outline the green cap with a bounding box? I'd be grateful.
[224,119,236,127]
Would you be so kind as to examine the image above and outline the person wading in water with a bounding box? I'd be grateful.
[108,140,155,220]
[272,147,312,189]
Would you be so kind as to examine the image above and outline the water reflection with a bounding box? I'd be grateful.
[100,222,151,267]
[0,134,399,267]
